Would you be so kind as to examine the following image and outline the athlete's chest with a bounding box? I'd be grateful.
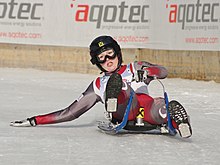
[100,64,133,86]
[99,64,133,100]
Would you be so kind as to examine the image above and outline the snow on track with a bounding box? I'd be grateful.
[0,68,220,165]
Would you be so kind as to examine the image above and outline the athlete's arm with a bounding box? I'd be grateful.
[132,61,168,84]
[10,81,102,127]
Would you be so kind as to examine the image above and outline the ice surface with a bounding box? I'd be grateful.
[0,68,220,165]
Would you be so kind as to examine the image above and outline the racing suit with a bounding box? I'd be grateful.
[35,61,168,125]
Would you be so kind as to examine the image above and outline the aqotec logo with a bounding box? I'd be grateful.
[166,0,220,29]
[0,0,43,20]
[69,0,150,28]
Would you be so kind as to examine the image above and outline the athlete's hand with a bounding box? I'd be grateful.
[10,117,36,127]
[133,69,148,82]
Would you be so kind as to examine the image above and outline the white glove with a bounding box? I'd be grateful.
[133,69,148,82]
[10,117,36,127]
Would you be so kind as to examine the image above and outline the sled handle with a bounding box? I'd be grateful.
[155,78,165,94]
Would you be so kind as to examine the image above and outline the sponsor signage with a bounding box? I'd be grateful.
[0,0,219,50]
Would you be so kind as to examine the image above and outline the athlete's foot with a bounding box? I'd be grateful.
[105,73,123,113]
[168,100,192,138]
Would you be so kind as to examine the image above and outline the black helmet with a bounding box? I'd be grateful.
[89,35,122,72]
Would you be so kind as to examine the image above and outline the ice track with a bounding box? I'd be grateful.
[0,68,220,165]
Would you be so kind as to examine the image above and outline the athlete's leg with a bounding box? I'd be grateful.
[148,97,167,124]
[137,95,167,125]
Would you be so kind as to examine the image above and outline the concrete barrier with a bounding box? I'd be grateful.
[0,43,219,82]
[139,49,220,82]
